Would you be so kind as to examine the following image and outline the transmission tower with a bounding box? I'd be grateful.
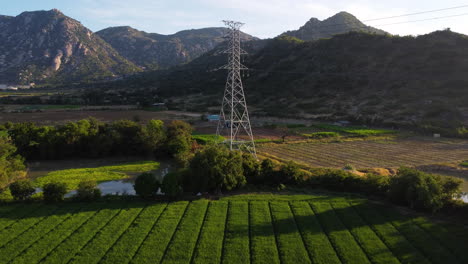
[216,20,257,157]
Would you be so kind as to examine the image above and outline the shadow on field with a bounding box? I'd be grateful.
[0,200,410,235]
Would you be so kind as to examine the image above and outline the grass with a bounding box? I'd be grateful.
[303,131,340,139]
[35,161,159,190]
[192,134,225,144]
[313,124,396,136]
[191,201,228,264]
[0,193,466,263]
[222,201,250,264]
[250,201,280,264]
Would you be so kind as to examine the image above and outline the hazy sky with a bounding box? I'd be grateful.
[2,0,468,38]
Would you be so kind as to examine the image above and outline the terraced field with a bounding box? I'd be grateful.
[0,194,467,264]
[258,139,468,168]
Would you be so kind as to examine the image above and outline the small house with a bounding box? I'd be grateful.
[207,115,220,122]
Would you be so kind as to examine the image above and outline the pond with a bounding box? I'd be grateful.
[28,158,175,197]
[65,161,174,197]
[73,161,171,196]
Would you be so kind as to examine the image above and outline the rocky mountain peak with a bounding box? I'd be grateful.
[0,9,139,84]
[281,11,387,41]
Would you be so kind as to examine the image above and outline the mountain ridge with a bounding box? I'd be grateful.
[282,11,387,41]
[0,9,140,84]
[96,26,257,69]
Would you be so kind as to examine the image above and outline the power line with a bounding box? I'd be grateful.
[375,12,468,27]
[285,12,468,38]
[363,4,468,22]
[287,5,468,35]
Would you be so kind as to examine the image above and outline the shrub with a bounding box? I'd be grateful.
[343,164,355,171]
[76,180,101,201]
[260,159,278,185]
[134,172,160,198]
[278,161,305,184]
[460,161,468,167]
[438,175,463,202]
[388,167,446,212]
[161,172,183,198]
[361,173,390,195]
[242,153,262,184]
[307,169,362,192]
[9,179,35,200]
[43,182,67,202]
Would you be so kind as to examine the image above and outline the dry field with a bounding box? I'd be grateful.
[258,138,468,169]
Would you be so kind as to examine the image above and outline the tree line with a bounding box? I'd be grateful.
[0,118,193,162]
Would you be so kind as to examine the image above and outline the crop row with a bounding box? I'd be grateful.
[0,200,467,263]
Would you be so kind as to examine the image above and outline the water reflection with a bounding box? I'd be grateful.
[65,161,173,197]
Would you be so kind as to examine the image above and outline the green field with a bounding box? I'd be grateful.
[35,161,159,190]
[0,194,466,264]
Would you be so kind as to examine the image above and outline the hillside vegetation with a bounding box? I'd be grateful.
[147,30,468,135]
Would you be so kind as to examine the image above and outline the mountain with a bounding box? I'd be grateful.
[0,9,140,85]
[96,26,257,70]
[120,30,468,135]
[282,12,387,41]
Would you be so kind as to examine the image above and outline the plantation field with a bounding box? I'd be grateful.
[258,139,468,169]
[0,194,467,264]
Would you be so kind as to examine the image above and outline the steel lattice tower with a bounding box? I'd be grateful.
[216,20,256,157]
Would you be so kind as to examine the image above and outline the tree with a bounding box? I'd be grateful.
[166,120,193,165]
[388,167,445,212]
[278,161,304,184]
[9,179,35,200]
[260,159,277,184]
[139,120,166,156]
[0,134,26,189]
[134,172,160,198]
[242,153,262,184]
[43,182,68,202]
[161,172,183,198]
[187,146,245,194]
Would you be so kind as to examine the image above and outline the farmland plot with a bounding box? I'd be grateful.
[258,139,468,168]
[0,196,466,264]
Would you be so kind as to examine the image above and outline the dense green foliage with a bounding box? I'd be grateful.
[186,145,245,193]
[42,182,67,202]
[0,195,467,263]
[166,120,195,164]
[76,180,101,201]
[35,161,159,191]
[161,172,183,198]
[1,118,192,160]
[388,167,462,212]
[133,172,160,198]
[9,179,35,200]
[0,134,25,190]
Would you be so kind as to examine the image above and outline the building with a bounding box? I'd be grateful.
[207,115,220,122]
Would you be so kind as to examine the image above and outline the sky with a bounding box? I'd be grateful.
[2,0,468,38]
